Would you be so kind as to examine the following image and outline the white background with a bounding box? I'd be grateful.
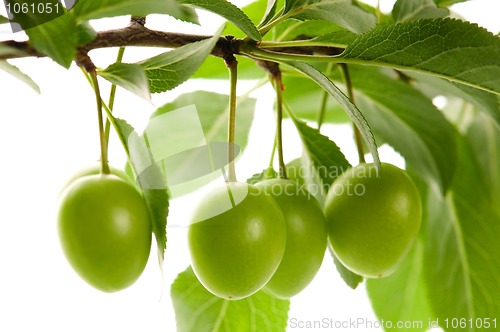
[0,1,498,331]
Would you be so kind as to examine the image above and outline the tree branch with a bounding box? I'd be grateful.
[0,20,342,64]
[1,20,240,61]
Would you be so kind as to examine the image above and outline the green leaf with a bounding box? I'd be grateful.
[0,15,9,24]
[284,0,309,14]
[392,0,449,22]
[307,30,357,48]
[141,186,169,262]
[216,0,262,39]
[152,91,255,149]
[259,0,278,26]
[98,63,150,100]
[267,23,357,48]
[422,125,500,327]
[147,91,256,197]
[171,267,290,332]
[289,113,351,189]
[282,75,349,123]
[76,22,97,46]
[329,244,363,289]
[274,19,345,41]
[178,0,261,41]
[340,66,457,191]
[340,18,500,95]
[466,114,500,215]
[409,72,500,127]
[73,0,187,21]
[25,12,77,68]
[293,0,377,34]
[190,1,268,75]
[283,61,381,170]
[104,114,169,263]
[137,27,222,93]
[5,0,65,31]
[0,60,40,93]
[367,240,433,332]
[174,5,200,25]
[434,0,469,6]
[448,88,500,129]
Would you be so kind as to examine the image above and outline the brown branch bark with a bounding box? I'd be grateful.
[0,20,342,63]
[1,20,240,62]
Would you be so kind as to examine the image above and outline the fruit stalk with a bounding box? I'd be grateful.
[271,70,288,179]
[340,63,365,164]
[225,56,238,182]
[104,47,126,149]
[89,69,110,175]
[317,63,334,130]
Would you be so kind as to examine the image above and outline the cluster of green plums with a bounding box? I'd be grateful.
[188,161,422,300]
[58,166,152,292]
[188,178,327,300]
[57,160,421,296]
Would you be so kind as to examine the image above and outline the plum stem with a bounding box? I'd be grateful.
[225,55,238,182]
[340,63,365,164]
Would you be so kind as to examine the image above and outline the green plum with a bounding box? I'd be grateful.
[256,178,327,299]
[324,163,421,278]
[188,182,286,300]
[61,164,136,192]
[58,174,151,292]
